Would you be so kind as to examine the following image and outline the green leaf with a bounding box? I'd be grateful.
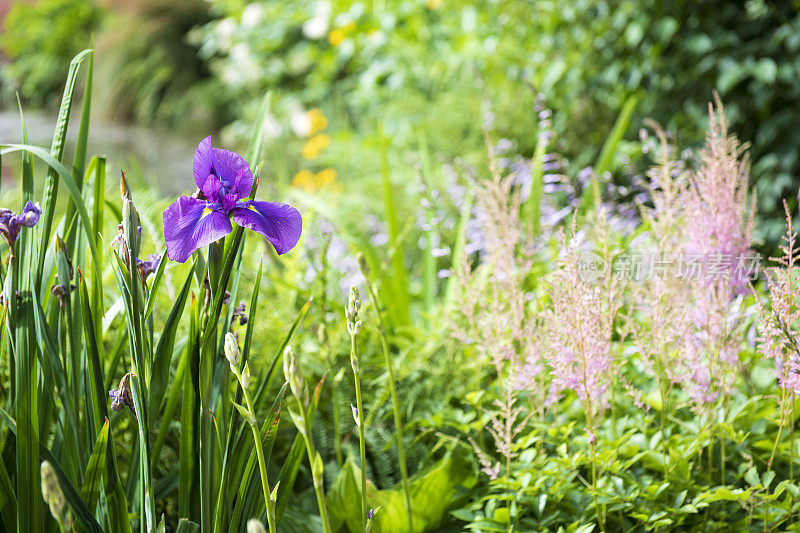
[150,259,196,412]
[37,48,92,272]
[0,448,17,532]
[329,453,477,533]
[581,93,639,213]
[80,418,110,510]
[0,406,103,533]
[247,92,272,172]
[0,144,103,284]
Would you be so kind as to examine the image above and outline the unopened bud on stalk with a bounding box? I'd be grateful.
[283,345,306,403]
[312,452,325,487]
[41,461,72,530]
[351,403,360,426]
[225,332,241,372]
[345,285,362,335]
[241,361,251,389]
[247,518,266,533]
[350,349,359,374]
[120,170,141,264]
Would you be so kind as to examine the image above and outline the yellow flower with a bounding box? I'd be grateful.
[426,0,444,9]
[291,168,339,194]
[315,168,337,187]
[301,133,331,160]
[306,108,328,136]
[292,169,316,192]
[328,29,346,46]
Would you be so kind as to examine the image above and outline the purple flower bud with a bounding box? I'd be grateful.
[0,201,41,251]
[136,253,162,284]
[109,373,136,416]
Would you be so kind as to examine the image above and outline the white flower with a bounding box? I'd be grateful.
[289,104,312,137]
[241,3,265,29]
[261,113,283,140]
[302,1,331,39]
[215,18,237,50]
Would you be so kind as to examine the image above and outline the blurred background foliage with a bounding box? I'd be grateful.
[3,0,799,245]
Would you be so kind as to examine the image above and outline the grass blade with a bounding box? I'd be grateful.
[37,48,92,271]
[379,129,409,326]
[0,449,17,532]
[80,418,110,509]
[0,406,104,533]
[150,260,195,412]
[582,93,639,213]
[0,144,103,284]
[15,96,33,206]
[65,46,93,252]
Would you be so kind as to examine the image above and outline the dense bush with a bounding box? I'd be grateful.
[192,0,800,250]
[93,0,231,130]
[0,0,98,105]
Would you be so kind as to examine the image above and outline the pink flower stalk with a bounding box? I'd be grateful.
[757,200,800,395]
[682,96,754,296]
[450,136,543,477]
[544,225,618,429]
[674,97,753,411]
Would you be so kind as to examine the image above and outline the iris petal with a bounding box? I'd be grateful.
[192,136,254,200]
[163,196,233,263]
[214,149,253,199]
[230,201,302,255]
[193,136,216,190]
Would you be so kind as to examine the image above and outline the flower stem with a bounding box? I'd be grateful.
[351,334,369,533]
[789,393,795,483]
[363,280,414,533]
[331,379,344,466]
[768,389,788,471]
[299,399,333,533]
[242,386,276,533]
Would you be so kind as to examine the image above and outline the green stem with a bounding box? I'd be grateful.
[351,334,369,533]
[299,399,333,533]
[364,280,414,532]
[332,379,344,466]
[242,386,276,533]
[768,389,788,471]
[789,394,795,483]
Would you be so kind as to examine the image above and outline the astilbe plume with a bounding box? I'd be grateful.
[543,223,620,440]
[757,200,800,395]
[451,136,541,475]
[631,124,695,411]
[677,97,754,411]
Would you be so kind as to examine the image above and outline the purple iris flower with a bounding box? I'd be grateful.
[136,253,161,283]
[0,201,41,249]
[162,136,302,263]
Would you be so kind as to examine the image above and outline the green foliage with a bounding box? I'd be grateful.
[93,0,230,129]
[194,0,800,252]
[0,0,98,105]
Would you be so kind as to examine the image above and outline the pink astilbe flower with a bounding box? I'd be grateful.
[450,133,543,477]
[683,95,755,295]
[544,223,620,432]
[757,200,800,394]
[628,124,696,415]
[673,97,754,412]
